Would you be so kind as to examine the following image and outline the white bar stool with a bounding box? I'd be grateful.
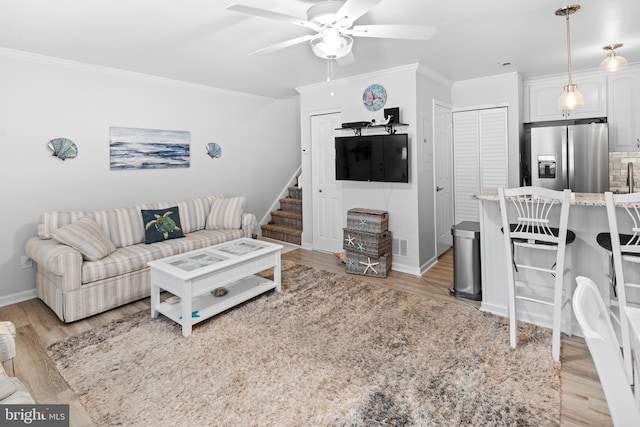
[602,191,640,384]
[498,187,574,361]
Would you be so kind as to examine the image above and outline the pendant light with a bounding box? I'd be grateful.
[556,5,584,111]
[600,43,629,72]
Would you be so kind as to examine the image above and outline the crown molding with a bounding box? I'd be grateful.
[296,63,421,94]
[416,64,452,87]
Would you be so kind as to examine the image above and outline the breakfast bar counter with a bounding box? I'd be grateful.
[473,189,636,336]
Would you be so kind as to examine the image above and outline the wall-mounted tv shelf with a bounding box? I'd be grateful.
[336,123,408,136]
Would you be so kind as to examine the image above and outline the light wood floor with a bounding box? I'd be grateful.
[0,248,612,426]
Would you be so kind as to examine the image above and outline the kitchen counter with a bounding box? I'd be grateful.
[474,189,608,206]
[473,189,640,338]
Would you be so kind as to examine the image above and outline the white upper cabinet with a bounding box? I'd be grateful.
[523,73,607,122]
[608,68,640,152]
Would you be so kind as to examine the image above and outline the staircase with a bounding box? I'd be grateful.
[261,186,302,245]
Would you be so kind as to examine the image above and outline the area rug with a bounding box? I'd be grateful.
[46,263,560,426]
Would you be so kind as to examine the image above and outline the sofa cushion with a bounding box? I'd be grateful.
[81,229,243,283]
[52,217,117,261]
[206,196,246,230]
[141,207,184,243]
[148,196,211,234]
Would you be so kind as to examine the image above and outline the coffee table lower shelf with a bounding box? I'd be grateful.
[154,275,277,335]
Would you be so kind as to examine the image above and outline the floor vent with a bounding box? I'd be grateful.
[392,238,408,257]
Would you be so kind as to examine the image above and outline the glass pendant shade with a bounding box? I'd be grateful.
[555,5,583,111]
[310,29,353,59]
[599,46,629,72]
[558,84,584,110]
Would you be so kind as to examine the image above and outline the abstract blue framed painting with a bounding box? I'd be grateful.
[110,127,190,170]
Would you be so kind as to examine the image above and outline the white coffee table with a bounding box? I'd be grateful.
[148,238,282,336]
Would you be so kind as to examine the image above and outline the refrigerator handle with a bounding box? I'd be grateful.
[567,127,575,190]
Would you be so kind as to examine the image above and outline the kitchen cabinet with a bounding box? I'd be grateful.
[608,68,640,152]
[524,74,607,122]
[453,107,508,223]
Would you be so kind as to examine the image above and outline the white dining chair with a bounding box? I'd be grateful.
[573,276,640,426]
[498,186,574,361]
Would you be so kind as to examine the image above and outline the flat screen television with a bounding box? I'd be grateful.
[335,133,409,183]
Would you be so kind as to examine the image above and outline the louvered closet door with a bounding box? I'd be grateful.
[453,110,480,223]
[453,107,508,223]
[479,108,508,190]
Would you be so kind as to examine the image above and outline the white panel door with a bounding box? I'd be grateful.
[434,103,454,255]
[453,110,480,223]
[311,113,343,253]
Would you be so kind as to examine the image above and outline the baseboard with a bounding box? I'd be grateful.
[419,256,438,276]
[391,262,422,277]
[0,288,37,307]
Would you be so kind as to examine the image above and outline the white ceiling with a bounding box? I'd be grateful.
[1,0,638,99]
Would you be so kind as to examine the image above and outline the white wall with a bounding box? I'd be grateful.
[416,67,452,271]
[451,72,523,187]
[297,64,451,275]
[0,49,300,304]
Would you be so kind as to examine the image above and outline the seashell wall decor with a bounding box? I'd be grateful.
[48,138,77,161]
[206,142,222,159]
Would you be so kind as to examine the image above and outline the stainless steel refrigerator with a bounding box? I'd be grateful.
[530,122,609,192]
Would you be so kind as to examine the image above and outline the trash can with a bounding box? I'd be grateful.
[450,221,482,301]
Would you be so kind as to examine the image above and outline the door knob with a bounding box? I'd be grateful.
[436,186,444,192]
[319,189,323,193]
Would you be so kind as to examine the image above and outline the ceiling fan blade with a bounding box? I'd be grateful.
[349,25,437,40]
[336,51,356,66]
[248,34,315,55]
[226,4,320,31]
[336,0,383,24]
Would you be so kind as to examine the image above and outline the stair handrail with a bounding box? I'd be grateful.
[258,165,302,231]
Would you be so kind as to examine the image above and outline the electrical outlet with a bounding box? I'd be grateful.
[21,256,32,269]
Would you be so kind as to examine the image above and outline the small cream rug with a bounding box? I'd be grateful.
[47,263,560,426]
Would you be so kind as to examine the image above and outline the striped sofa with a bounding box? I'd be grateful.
[26,194,256,323]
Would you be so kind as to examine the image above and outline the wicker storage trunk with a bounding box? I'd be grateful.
[343,229,392,257]
[346,208,388,234]
[345,251,392,278]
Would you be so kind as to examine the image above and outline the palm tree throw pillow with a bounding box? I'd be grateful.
[141,206,184,244]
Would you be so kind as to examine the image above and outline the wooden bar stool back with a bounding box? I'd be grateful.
[498,186,574,361]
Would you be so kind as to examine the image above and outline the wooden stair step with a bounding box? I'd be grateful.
[288,186,302,200]
[270,210,302,229]
[280,197,302,205]
[261,223,302,245]
[279,197,302,214]
[271,210,302,220]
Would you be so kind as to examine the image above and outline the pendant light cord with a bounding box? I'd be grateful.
[565,12,573,86]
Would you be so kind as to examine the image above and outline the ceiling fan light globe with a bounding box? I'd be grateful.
[599,52,629,72]
[558,84,584,110]
[310,32,353,59]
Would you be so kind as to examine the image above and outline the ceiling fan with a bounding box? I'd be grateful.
[226,0,437,64]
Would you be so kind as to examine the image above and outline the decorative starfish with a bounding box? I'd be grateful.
[359,257,379,275]
[345,234,355,246]
[357,243,365,252]
[346,259,355,268]
[359,219,367,228]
